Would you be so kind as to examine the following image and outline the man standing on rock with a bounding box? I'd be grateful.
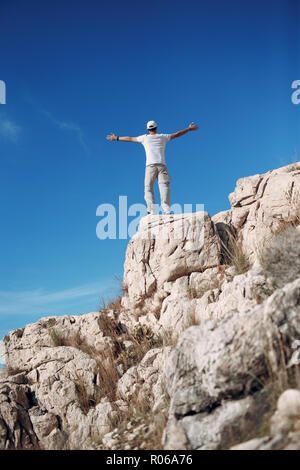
[106,121,199,215]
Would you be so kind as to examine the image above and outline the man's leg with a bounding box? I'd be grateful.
[157,165,171,214]
[144,165,158,214]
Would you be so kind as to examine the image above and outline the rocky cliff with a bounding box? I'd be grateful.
[2,162,300,450]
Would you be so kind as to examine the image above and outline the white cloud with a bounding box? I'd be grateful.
[42,110,89,154]
[22,97,89,154]
[0,281,111,316]
[0,115,21,142]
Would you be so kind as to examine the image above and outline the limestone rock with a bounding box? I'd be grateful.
[193,261,274,324]
[0,312,115,372]
[122,212,222,314]
[0,311,123,450]
[159,297,197,341]
[163,276,300,449]
[231,389,300,450]
[117,347,170,410]
[0,380,40,449]
[213,163,300,262]
[2,162,300,451]
[270,389,300,436]
[165,391,270,450]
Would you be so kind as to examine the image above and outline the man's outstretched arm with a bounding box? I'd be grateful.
[106,133,139,143]
[170,122,199,140]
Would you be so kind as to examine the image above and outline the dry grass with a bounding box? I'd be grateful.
[250,365,300,443]
[98,313,164,370]
[225,320,300,449]
[48,313,164,412]
[226,237,250,275]
[283,187,300,225]
[99,295,123,317]
[112,380,170,450]
[256,224,300,289]
[259,319,300,396]
[284,164,299,173]
[282,158,300,173]
[112,273,128,296]
[97,312,126,338]
[48,327,66,347]
[219,227,251,276]
[251,321,300,440]
[253,189,300,293]
[73,371,99,415]
[98,274,128,316]
[48,324,119,404]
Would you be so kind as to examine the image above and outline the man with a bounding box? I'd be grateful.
[106,120,199,215]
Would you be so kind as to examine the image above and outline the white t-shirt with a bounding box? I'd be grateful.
[136,133,171,166]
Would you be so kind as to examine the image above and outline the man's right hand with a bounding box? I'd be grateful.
[189,122,199,131]
[106,133,117,141]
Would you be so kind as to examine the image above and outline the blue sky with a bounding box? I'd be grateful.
[0,0,299,347]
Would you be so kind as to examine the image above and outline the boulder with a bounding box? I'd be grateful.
[0,380,40,449]
[213,163,300,262]
[231,389,300,450]
[122,212,222,314]
[0,311,123,450]
[163,276,300,449]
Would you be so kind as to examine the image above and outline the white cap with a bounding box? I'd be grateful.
[147,120,157,130]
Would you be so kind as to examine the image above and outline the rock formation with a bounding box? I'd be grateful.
[1,161,300,450]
